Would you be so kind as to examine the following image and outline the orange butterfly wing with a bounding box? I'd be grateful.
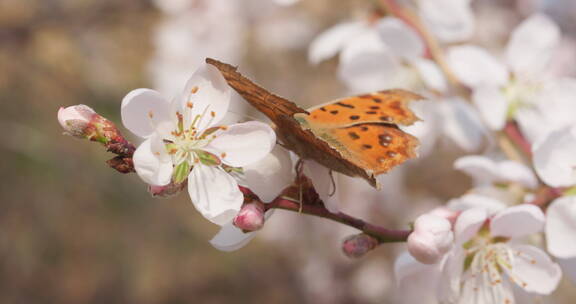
[306,89,421,128]
[296,89,421,176]
[327,124,418,175]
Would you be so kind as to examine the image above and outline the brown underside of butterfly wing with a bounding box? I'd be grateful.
[323,124,419,175]
[206,58,379,187]
[307,90,423,128]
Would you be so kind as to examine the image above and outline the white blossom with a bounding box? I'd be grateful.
[121,63,276,226]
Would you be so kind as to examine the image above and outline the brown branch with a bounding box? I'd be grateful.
[266,196,411,243]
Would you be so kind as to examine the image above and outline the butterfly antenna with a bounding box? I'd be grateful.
[328,170,337,197]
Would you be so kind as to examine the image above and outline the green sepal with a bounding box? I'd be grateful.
[173,161,191,184]
[222,164,243,174]
[197,150,221,166]
[564,186,576,196]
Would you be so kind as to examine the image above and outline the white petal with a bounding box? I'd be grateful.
[121,89,171,138]
[337,31,404,92]
[506,14,560,77]
[206,121,275,167]
[132,137,173,186]
[447,193,507,216]
[238,145,294,202]
[454,155,498,185]
[394,251,443,302]
[304,160,339,213]
[536,78,576,132]
[546,196,576,258]
[308,21,366,65]
[515,107,548,145]
[438,248,465,303]
[188,165,244,226]
[411,58,448,92]
[209,223,257,252]
[472,85,509,130]
[454,208,487,245]
[490,204,545,238]
[439,97,487,152]
[497,160,538,189]
[447,45,509,88]
[174,63,232,131]
[418,0,475,43]
[506,244,562,294]
[533,125,576,187]
[377,17,424,60]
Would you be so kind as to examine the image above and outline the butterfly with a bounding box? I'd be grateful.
[206,58,422,188]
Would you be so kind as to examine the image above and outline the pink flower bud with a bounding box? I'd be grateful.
[428,207,460,225]
[342,233,379,258]
[57,105,96,137]
[407,214,454,264]
[233,201,265,232]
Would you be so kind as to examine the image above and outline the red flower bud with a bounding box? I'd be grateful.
[233,201,265,232]
[342,233,379,258]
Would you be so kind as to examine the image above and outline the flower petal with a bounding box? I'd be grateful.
[209,223,257,252]
[454,155,497,184]
[447,193,507,216]
[174,63,232,131]
[418,0,475,43]
[506,14,560,78]
[206,121,275,167]
[447,45,509,88]
[121,89,171,138]
[546,196,576,258]
[394,251,443,304]
[337,31,405,93]
[377,17,424,60]
[454,208,487,245]
[506,244,562,294]
[308,21,366,65]
[439,97,487,152]
[188,165,243,226]
[304,160,339,213]
[497,160,538,189]
[238,145,294,202]
[472,85,509,130]
[412,58,448,92]
[132,136,173,186]
[490,204,544,238]
[438,248,465,303]
[533,125,576,187]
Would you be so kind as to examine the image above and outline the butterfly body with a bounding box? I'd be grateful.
[206,58,422,188]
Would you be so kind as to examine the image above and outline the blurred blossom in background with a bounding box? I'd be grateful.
[1,0,576,303]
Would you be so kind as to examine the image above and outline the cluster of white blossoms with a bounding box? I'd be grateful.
[308,0,576,303]
[58,0,576,302]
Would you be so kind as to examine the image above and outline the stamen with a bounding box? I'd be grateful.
[148,111,154,118]
[221,152,226,158]
[186,101,193,109]
[191,86,199,94]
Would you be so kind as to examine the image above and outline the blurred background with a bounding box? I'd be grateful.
[1,0,575,303]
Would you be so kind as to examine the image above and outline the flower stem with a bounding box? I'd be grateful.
[266,196,411,243]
